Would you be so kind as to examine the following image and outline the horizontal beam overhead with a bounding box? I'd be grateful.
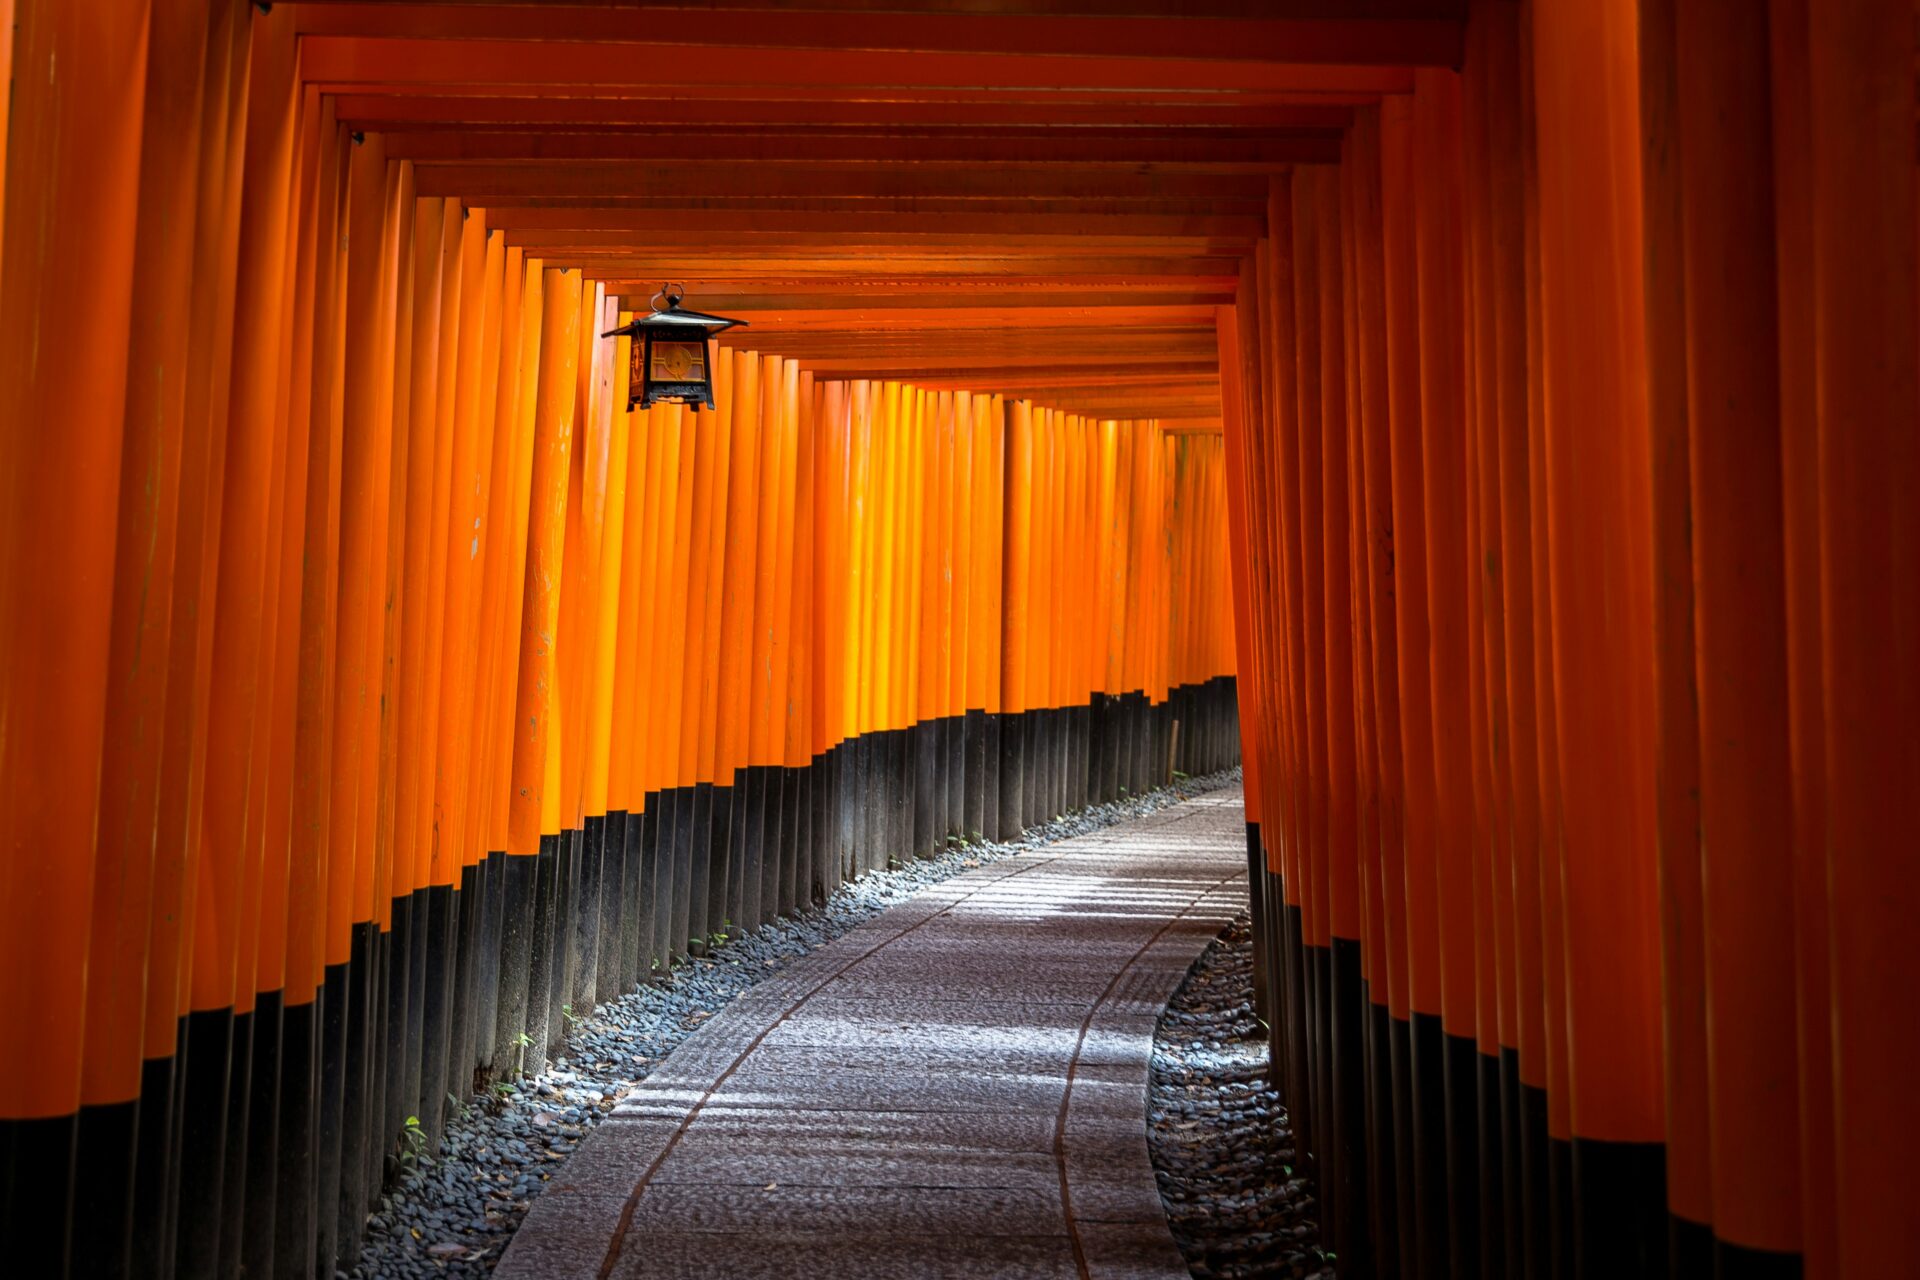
[276,1,1430,411]
[293,6,1463,68]
[300,36,1418,96]
[414,161,1274,202]
[480,206,1268,241]
[331,95,1359,130]
[381,128,1341,166]
[698,302,1224,327]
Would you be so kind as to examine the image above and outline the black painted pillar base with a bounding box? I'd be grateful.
[599,813,628,1007]
[1410,1010,1451,1279]
[524,834,561,1070]
[1442,1029,1483,1278]
[242,990,284,1280]
[276,994,320,1280]
[419,884,456,1147]
[1571,1138,1668,1280]
[176,1006,233,1278]
[70,1096,137,1279]
[0,1112,76,1278]
[572,816,606,1018]
[131,1044,182,1280]
[648,791,674,976]
[217,1006,253,1280]
[490,853,538,1082]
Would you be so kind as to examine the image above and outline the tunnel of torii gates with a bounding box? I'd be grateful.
[0,1,1915,1279]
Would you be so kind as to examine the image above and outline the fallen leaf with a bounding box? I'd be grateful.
[764,1182,778,1191]
[532,1111,555,1127]
[426,1242,466,1259]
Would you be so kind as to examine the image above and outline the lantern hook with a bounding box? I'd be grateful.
[650,283,686,314]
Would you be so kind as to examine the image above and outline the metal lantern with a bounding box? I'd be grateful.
[601,283,746,412]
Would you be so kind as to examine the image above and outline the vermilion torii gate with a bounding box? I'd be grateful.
[0,3,1914,1278]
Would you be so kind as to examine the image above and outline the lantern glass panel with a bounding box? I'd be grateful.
[650,340,706,384]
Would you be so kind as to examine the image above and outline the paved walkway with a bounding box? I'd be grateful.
[499,785,1248,1280]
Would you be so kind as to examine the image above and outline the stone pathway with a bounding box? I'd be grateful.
[497,785,1249,1280]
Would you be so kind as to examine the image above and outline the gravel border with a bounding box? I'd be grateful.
[350,766,1243,1279]
[1149,915,1333,1280]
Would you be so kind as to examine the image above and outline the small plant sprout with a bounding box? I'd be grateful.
[399,1115,427,1166]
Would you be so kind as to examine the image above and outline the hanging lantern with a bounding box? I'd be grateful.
[601,283,747,412]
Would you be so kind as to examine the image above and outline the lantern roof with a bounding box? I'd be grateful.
[601,285,746,339]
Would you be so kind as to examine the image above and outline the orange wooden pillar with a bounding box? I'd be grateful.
[1376,90,1455,1279]
[1805,2,1919,1274]
[841,381,872,872]
[501,266,580,1072]
[1407,68,1489,1280]
[620,395,668,980]
[787,369,819,907]
[435,214,505,1121]
[1345,103,1415,1279]
[0,0,151,1269]
[576,289,624,1009]
[815,382,847,874]
[391,195,448,1104]
[713,345,760,936]
[598,329,641,996]
[277,78,350,1280]
[748,354,791,922]
[953,392,986,834]
[1631,9,1716,1275]
[1262,176,1317,1175]
[1289,162,1338,1214]
[329,128,407,1261]
[1307,155,1371,1270]
[186,15,304,1273]
[1001,399,1033,836]
[688,343,735,956]
[1654,4,1807,1274]
[731,348,778,937]
[70,1,217,1270]
[1458,16,1518,1264]
[1531,4,1669,1272]
[1466,6,1556,1273]
[975,395,1006,841]
[1025,403,1053,823]
[645,398,692,973]
[138,9,256,1271]
[464,244,530,1068]
[769,359,803,914]
[1765,2,1834,1272]
[256,94,370,1280]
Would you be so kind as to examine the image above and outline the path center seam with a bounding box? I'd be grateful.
[1051,861,1246,1280]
